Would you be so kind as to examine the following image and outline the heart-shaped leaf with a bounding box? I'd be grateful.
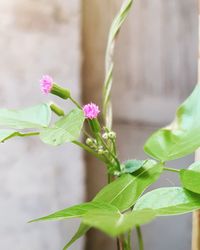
[134,187,200,215]
[0,103,51,129]
[40,108,85,146]
[144,84,200,161]
[83,208,155,237]
[94,160,163,211]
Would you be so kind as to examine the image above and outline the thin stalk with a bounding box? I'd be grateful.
[72,140,107,163]
[20,132,39,137]
[127,230,132,250]
[136,226,144,250]
[97,133,121,170]
[111,138,117,155]
[69,96,82,109]
[82,129,92,138]
[163,167,180,173]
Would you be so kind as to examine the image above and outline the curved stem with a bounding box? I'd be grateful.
[163,167,180,173]
[72,140,107,163]
[69,96,82,109]
[136,226,144,250]
[20,132,39,137]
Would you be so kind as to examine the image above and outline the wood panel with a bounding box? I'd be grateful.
[82,0,198,249]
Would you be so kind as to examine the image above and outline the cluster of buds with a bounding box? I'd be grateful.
[86,138,97,149]
[86,138,108,155]
[102,131,116,140]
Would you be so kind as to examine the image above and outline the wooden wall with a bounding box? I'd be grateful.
[82,0,198,249]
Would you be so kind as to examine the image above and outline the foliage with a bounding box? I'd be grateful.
[1,0,200,249]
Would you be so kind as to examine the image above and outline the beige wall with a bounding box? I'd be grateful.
[0,1,84,250]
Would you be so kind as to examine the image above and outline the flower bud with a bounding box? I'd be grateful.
[108,131,116,139]
[50,103,65,116]
[102,133,109,140]
[86,138,97,149]
[40,75,70,99]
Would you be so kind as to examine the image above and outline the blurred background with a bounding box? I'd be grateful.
[0,0,198,250]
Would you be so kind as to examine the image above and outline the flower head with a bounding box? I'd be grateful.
[83,103,100,119]
[40,75,53,94]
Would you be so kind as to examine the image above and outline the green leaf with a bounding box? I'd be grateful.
[63,223,90,250]
[40,108,85,146]
[144,84,200,161]
[188,161,200,172]
[94,160,163,211]
[180,161,200,194]
[134,187,200,215]
[0,103,51,129]
[83,208,155,237]
[29,202,116,223]
[121,159,146,174]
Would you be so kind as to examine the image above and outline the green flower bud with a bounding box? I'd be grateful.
[108,131,116,139]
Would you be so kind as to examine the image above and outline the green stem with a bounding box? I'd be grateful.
[21,132,40,137]
[111,138,117,155]
[97,133,121,170]
[72,140,108,163]
[69,96,82,109]
[136,226,144,250]
[163,167,180,173]
[127,230,131,250]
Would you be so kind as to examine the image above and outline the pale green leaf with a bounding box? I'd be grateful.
[134,187,200,215]
[144,84,200,161]
[0,103,51,129]
[63,223,90,250]
[83,208,155,237]
[94,160,163,211]
[29,202,116,223]
[40,108,84,146]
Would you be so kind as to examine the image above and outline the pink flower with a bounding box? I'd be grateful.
[40,75,53,94]
[83,103,100,119]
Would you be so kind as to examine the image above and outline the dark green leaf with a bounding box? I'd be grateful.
[63,223,90,250]
[144,84,200,161]
[134,187,200,215]
[94,160,163,211]
[0,103,51,129]
[40,108,85,146]
[83,208,155,237]
[121,159,146,174]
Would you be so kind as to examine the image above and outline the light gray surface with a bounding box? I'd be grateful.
[0,1,84,250]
